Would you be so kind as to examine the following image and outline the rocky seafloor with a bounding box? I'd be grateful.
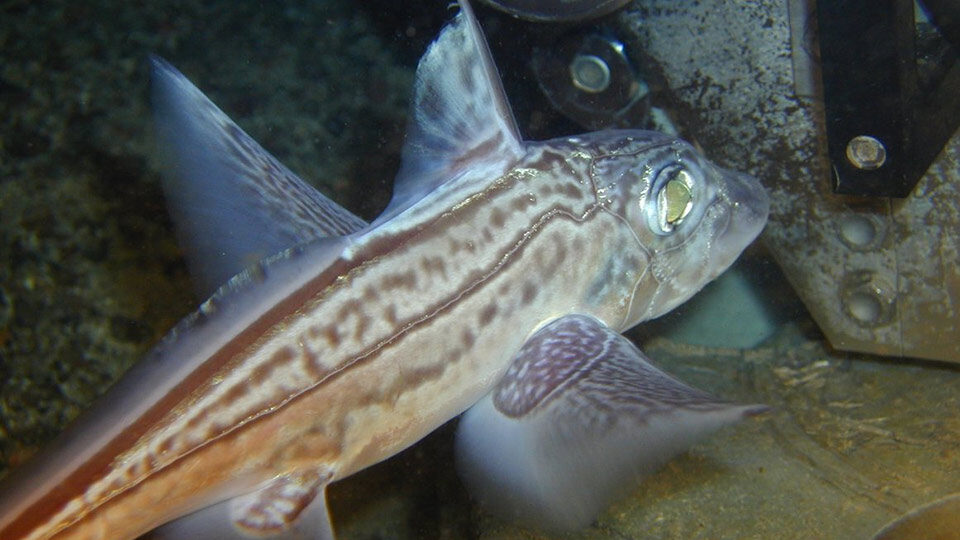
[1,1,958,539]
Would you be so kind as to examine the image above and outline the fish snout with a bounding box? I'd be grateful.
[716,166,769,251]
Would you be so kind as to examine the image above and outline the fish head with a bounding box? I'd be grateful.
[584,130,769,328]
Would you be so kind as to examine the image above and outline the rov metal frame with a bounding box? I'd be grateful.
[817,0,960,197]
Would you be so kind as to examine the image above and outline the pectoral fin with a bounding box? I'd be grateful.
[146,469,335,539]
[455,314,767,532]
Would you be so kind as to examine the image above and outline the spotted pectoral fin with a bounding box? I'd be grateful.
[146,469,335,539]
[455,314,768,532]
[151,56,367,298]
[380,0,525,224]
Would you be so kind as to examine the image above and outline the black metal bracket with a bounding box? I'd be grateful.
[817,0,960,197]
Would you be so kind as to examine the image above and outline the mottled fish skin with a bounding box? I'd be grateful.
[14,135,759,539]
[0,2,768,538]
[5,138,640,539]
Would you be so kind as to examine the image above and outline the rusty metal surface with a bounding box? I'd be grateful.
[620,0,960,364]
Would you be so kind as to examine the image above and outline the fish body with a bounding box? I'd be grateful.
[0,2,768,538]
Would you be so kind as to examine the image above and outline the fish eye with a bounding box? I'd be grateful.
[649,166,694,234]
[660,170,693,225]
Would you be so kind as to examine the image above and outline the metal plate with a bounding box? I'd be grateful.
[621,0,960,364]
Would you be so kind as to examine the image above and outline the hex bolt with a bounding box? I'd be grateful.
[845,135,887,170]
[569,54,611,93]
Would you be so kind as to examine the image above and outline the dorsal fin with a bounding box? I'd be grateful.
[150,56,367,297]
[379,0,525,223]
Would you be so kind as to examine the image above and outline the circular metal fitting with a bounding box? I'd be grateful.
[569,54,611,93]
[845,135,887,170]
[532,31,649,130]
[835,213,886,251]
[839,270,896,328]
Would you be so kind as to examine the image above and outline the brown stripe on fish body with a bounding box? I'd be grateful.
[233,147,596,425]
[38,376,347,540]
[330,215,626,476]
[13,147,605,539]
[282,150,596,370]
[194,147,602,474]
[8,267,371,535]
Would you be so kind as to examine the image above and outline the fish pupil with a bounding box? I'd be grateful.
[658,169,694,231]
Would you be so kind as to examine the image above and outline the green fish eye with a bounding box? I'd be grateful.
[656,168,694,232]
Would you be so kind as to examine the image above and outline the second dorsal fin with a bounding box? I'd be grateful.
[151,56,367,298]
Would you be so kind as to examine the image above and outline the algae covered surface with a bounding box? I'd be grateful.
[1,1,958,539]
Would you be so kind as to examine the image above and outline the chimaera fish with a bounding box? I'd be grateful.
[0,2,769,538]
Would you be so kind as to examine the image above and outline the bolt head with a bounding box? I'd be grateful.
[845,135,887,170]
[569,54,611,93]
